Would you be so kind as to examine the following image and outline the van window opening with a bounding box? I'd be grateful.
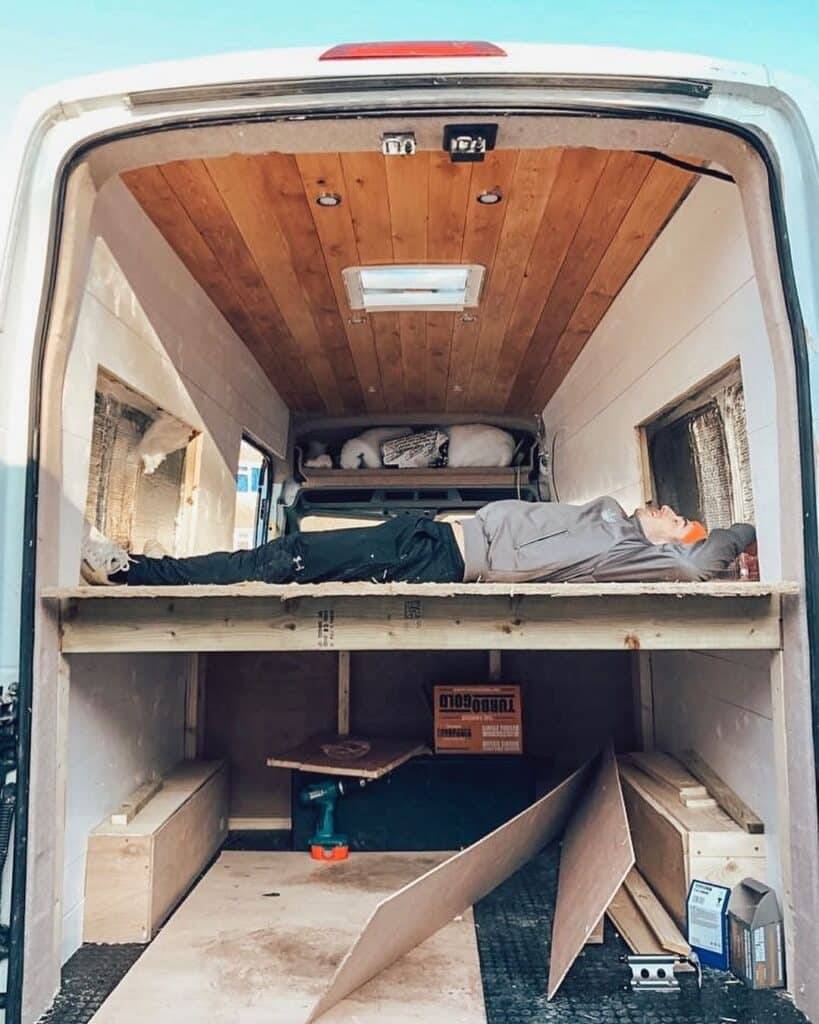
[643,364,755,536]
[86,371,197,555]
[233,436,275,549]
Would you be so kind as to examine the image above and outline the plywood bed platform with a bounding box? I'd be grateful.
[43,580,798,653]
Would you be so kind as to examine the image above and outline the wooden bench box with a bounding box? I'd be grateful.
[83,760,228,943]
[619,759,766,930]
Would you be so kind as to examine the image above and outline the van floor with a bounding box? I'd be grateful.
[38,842,807,1024]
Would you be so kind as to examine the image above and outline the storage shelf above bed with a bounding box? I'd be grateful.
[295,442,536,490]
[43,580,798,654]
[297,465,529,489]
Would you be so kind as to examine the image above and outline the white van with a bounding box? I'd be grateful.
[1,40,818,1024]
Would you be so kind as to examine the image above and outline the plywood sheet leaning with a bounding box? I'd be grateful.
[547,742,634,1000]
[266,734,428,779]
[305,759,593,1023]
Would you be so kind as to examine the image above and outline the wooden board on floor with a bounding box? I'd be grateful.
[266,735,428,779]
[90,852,485,1024]
[547,742,634,1000]
[305,760,593,1023]
[585,916,605,945]
[606,886,664,954]
[622,867,690,955]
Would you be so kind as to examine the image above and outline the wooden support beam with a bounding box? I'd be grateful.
[632,652,655,751]
[183,653,207,760]
[338,651,351,737]
[56,591,784,654]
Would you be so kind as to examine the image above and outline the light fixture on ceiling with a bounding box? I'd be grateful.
[316,192,342,207]
[476,189,502,205]
[342,264,485,312]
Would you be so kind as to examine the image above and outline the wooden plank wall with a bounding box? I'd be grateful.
[122,148,698,415]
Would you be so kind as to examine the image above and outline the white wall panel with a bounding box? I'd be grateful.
[543,176,780,577]
[58,178,291,963]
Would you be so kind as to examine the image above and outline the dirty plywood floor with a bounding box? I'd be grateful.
[39,844,809,1024]
[85,851,484,1024]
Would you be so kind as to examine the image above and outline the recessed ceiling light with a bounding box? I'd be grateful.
[316,192,342,207]
[476,189,502,205]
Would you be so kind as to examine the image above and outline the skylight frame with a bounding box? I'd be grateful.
[342,264,485,313]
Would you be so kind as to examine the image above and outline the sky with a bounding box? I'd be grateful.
[1,0,816,144]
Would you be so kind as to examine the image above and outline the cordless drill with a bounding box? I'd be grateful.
[299,778,369,861]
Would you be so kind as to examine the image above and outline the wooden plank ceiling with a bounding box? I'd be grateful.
[122,149,698,415]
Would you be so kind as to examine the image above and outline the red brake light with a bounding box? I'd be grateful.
[319,41,507,61]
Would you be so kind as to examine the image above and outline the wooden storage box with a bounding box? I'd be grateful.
[619,759,766,930]
[83,760,228,943]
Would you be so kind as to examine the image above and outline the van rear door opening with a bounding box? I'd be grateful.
[1,44,817,1024]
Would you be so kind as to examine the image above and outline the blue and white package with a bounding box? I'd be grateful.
[687,880,732,969]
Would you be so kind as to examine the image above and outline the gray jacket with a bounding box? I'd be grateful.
[460,497,756,583]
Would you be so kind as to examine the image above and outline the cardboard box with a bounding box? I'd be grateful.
[686,879,731,969]
[434,685,522,754]
[728,877,785,989]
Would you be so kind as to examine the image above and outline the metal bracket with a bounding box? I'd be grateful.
[381,132,416,156]
[623,952,702,993]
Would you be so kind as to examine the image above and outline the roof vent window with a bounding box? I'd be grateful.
[343,264,485,312]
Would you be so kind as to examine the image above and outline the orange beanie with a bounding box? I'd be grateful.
[682,520,708,544]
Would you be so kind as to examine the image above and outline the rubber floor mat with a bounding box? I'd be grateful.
[36,944,145,1024]
[473,843,807,1024]
[37,841,808,1024]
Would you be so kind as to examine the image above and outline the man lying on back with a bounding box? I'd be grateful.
[80,496,756,587]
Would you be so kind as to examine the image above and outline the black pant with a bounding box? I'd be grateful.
[120,515,465,586]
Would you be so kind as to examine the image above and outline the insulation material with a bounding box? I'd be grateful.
[688,404,733,530]
[136,412,197,475]
[85,385,189,553]
[720,383,755,525]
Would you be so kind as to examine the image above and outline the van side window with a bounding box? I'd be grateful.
[233,436,274,549]
[86,371,197,554]
[644,365,754,531]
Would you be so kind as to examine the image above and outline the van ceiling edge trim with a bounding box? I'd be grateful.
[10,98,817,1024]
[126,73,712,108]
